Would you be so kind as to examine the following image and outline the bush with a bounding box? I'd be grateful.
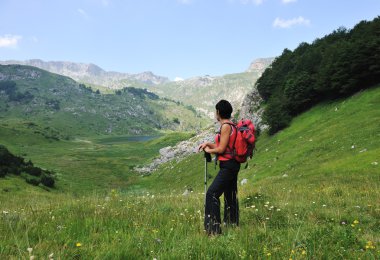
[0,145,56,188]
[0,167,8,177]
[25,166,42,177]
[41,174,55,188]
[25,175,40,186]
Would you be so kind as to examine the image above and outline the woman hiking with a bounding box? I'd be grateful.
[198,99,240,235]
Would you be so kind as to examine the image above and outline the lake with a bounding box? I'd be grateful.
[95,135,161,145]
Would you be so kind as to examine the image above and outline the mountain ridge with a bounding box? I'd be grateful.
[0,59,170,88]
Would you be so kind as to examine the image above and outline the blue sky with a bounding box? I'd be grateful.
[0,0,379,80]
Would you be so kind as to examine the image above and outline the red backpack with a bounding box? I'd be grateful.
[233,119,256,164]
[216,119,256,166]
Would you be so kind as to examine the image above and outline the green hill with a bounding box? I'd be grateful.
[256,16,380,134]
[1,86,379,259]
[0,65,207,138]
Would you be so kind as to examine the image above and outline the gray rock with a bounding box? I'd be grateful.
[240,87,268,131]
[240,178,248,185]
[134,127,214,174]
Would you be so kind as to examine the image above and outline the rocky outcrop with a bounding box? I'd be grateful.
[246,58,274,73]
[134,127,215,174]
[236,58,274,130]
[240,87,268,131]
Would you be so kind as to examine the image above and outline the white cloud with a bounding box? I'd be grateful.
[174,77,184,82]
[273,16,310,28]
[282,0,297,4]
[77,8,90,20]
[0,35,22,48]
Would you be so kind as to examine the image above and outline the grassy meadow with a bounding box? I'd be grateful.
[1,87,380,259]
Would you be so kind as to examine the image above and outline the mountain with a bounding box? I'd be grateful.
[0,58,274,118]
[0,64,206,138]
[146,58,274,118]
[0,59,170,89]
[246,57,274,73]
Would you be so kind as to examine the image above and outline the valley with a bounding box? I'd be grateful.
[1,85,379,259]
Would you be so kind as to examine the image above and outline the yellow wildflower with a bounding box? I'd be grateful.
[365,241,375,250]
[76,242,82,247]
[302,250,307,255]
[353,220,359,224]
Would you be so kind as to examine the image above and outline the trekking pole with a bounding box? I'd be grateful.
[204,152,211,205]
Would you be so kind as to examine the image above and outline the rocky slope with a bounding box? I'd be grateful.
[240,87,268,131]
[148,58,274,118]
[246,58,273,73]
[134,126,215,174]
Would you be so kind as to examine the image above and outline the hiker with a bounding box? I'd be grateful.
[198,100,240,235]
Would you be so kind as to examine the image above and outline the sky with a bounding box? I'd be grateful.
[0,0,379,80]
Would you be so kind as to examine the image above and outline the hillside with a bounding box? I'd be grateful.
[1,86,378,259]
[0,59,169,88]
[137,86,380,258]
[0,65,207,137]
[148,58,273,118]
[255,16,380,134]
[141,86,380,193]
[1,58,273,119]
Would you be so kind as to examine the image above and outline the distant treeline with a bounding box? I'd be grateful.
[116,87,159,100]
[256,16,380,134]
[79,83,101,94]
[0,81,34,103]
[0,145,55,188]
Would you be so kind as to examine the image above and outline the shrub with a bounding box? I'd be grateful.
[25,166,42,177]
[25,175,40,186]
[41,174,55,188]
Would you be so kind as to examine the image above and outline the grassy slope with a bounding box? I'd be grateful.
[1,87,379,259]
[134,85,380,257]
[0,65,206,137]
[0,119,194,194]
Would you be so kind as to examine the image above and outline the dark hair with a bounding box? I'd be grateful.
[215,100,233,119]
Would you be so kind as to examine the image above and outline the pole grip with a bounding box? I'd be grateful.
[204,152,211,162]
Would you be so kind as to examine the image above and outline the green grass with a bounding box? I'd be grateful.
[1,87,380,258]
[0,120,193,194]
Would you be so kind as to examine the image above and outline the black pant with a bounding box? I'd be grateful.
[204,160,240,234]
